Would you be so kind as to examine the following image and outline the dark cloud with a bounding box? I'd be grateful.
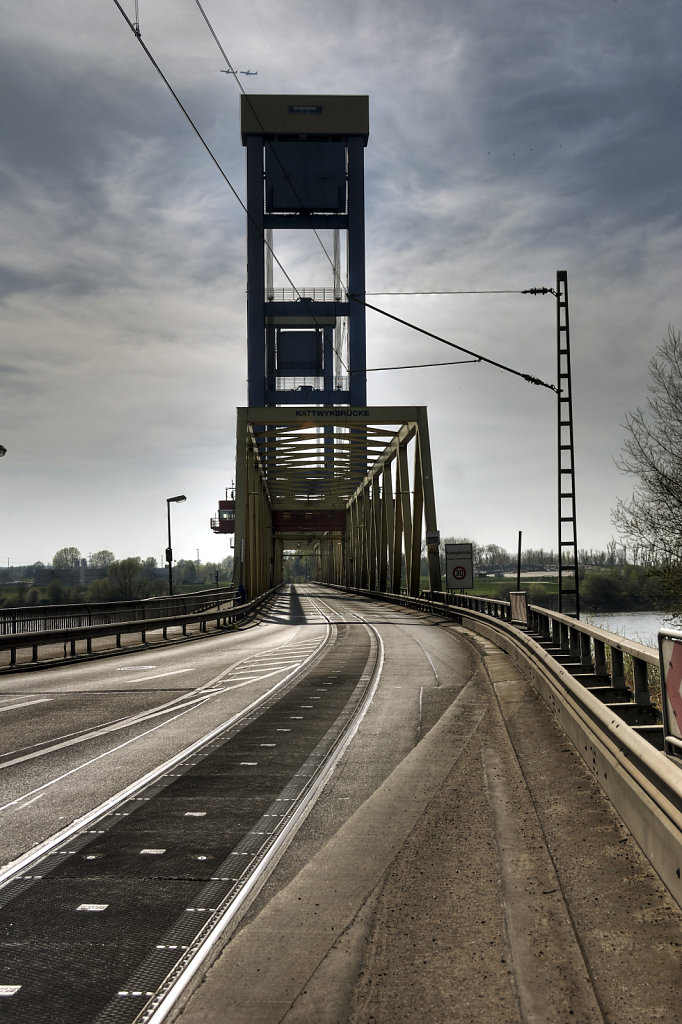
[0,0,679,562]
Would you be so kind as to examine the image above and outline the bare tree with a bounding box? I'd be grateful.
[613,325,682,573]
[90,549,115,570]
[52,546,82,570]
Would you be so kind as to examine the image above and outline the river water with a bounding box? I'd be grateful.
[585,611,681,649]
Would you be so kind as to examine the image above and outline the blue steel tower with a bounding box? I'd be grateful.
[241,95,369,408]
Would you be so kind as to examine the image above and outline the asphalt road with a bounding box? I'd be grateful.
[5,585,681,1023]
[0,593,328,869]
[173,590,682,1024]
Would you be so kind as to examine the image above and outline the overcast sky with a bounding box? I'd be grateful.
[1,0,680,568]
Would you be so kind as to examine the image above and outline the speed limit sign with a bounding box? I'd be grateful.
[445,544,473,589]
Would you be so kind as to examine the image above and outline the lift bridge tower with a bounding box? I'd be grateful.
[230,95,441,597]
[242,94,368,406]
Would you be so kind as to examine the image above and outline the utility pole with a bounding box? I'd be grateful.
[556,271,580,617]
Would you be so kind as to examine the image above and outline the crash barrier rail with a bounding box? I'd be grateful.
[430,589,662,712]
[0,588,236,636]
[0,587,274,669]
[324,581,682,910]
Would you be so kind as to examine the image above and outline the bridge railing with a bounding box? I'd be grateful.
[0,588,236,636]
[424,589,660,709]
[0,587,274,669]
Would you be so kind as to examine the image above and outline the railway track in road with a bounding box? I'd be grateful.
[0,590,383,1024]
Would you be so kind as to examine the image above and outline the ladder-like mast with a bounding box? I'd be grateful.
[556,270,580,617]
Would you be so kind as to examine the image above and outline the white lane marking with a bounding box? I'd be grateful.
[0,662,298,770]
[0,626,331,814]
[0,694,215,773]
[121,669,192,683]
[0,698,53,714]
[16,793,45,809]
[0,699,212,813]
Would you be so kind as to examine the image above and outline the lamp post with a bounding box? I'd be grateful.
[166,494,186,595]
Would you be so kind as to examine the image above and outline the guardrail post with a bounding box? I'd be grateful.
[559,623,570,653]
[593,638,607,678]
[568,626,580,660]
[579,632,592,667]
[32,644,38,663]
[611,647,627,690]
[632,657,651,706]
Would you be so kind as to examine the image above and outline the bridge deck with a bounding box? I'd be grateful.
[176,597,682,1024]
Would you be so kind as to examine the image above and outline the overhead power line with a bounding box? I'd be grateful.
[351,295,558,393]
[356,358,481,373]
[112,5,558,393]
[192,0,341,284]
[365,290,523,296]
[120,0,344,369]
[109,1,328,315]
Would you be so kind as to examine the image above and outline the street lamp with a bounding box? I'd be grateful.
[166,494,187,595]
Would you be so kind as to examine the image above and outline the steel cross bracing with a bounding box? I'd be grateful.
[233,407,441,600]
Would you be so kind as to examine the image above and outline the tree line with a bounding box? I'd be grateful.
[0,548,234,605]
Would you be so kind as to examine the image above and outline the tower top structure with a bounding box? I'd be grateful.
[240,94,369,142]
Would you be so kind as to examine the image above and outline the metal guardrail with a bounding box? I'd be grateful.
[0,587,273,669]
[0,588,236,636]
[426,590,662,712]
[329,584,664,745]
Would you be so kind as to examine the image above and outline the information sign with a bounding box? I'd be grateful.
[445,543,473,590]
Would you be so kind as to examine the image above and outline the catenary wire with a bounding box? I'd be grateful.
[192,0,350,371]
[356,358,481,372]
[110,0,328,326]
[113,4,557,391]
[365,290,523,296]
[352,295,559,393]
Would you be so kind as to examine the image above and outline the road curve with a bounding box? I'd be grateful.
[174,587,682,1024]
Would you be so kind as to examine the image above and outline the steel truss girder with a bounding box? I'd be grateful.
[233,406,441,598]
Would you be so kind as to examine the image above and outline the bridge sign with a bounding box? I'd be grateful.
[445,543,473,590]
[659,631,682,758]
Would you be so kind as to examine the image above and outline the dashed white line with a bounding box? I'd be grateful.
[0,698,53,714]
